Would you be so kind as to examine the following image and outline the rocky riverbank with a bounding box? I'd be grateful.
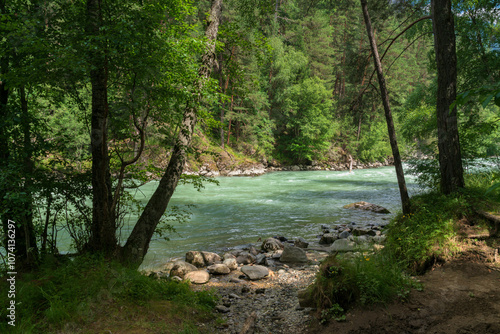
[146,205,391,333]
[184,155,392,177]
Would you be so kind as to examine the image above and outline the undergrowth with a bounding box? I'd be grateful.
[306,251,420,324]
[0,255,217,333]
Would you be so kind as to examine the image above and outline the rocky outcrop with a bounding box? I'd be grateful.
[343,201,391,214]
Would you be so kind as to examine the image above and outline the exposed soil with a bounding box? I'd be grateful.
[309,238,500,334]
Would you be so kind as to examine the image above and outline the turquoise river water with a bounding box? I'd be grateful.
[125,166,418,270]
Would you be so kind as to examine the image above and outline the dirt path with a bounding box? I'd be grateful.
[310,253,500,334]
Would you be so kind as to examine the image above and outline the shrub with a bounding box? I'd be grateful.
[305,251,418,324]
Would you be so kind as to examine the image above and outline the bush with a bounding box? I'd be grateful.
[304,251,418,324]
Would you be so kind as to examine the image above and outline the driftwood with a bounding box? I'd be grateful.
[476,210,500,236]
[239,311,257,334]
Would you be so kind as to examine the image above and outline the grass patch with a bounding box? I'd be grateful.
[0,255,217,333]
[304,251,419,324]
[385,180,500,274]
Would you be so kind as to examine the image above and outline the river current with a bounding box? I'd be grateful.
[128,166,418,270]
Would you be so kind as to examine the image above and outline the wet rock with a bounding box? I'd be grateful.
[261,237,284,252]
[241,265,269,280]
[169,261,197,278]
[184,270,210,284]
[280,245,308,263]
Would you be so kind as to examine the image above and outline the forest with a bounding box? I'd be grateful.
[1,0,500,332]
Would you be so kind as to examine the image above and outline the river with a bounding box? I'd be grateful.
[124,166,418,270]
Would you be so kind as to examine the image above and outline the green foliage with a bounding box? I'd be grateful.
[0,255,217,333]
[306,252,418,323]
[385,192,469,273]
[356,120,392,162]
[279,77,335,162]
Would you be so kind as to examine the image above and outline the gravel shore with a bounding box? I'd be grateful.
[193,250,329,334]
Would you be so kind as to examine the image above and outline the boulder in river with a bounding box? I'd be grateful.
[343,201,390,214]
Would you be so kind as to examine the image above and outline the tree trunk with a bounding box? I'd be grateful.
[121,0,223,266]
[86,0,116,255]
[0,0,11,261]
[360,0,411,214]
[18,87,39,268]
[431,0,464,194]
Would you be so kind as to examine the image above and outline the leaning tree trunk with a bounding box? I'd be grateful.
[121,0,223,266]
[431,0,464,194]
[86,0,117,255]
[360,0,411,214]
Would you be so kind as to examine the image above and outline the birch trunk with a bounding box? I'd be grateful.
[360,0,411,214]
